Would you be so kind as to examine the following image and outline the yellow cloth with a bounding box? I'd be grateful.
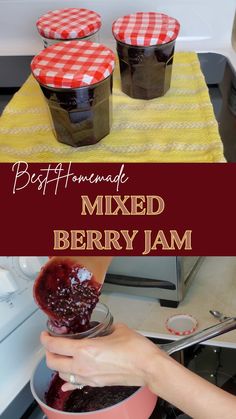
[0,52,224,162]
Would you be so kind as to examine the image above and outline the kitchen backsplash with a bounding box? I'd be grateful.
[0,0,235,54]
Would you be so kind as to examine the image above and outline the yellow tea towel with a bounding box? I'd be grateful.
[0,52,224,162]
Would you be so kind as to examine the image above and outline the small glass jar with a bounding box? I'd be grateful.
[112,12,180,99]
[31,40,115,147]
[47,302,114,339]
[36,8,102,48]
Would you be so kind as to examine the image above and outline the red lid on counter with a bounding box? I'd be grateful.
[112,12,180,47]
[165,314,198,336]
[36,8,101,40]
[31,40,115,89]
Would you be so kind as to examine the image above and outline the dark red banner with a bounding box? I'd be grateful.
[1,162,235,255]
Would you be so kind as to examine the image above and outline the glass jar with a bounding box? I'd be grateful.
[31,40,115,147]
[112,12,180,99]
[47,302,114,339]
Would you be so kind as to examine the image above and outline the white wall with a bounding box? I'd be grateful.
[0,0,235,55]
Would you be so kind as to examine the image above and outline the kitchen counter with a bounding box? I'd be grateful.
[100,257,236,348]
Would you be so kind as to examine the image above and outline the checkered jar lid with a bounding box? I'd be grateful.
[112,12,180,46]
[36,8,102,40]
[31,40,115,89]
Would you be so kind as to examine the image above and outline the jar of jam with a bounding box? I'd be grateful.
[36,8,102,48]
[112,12,180,99]
[31,40,115,147]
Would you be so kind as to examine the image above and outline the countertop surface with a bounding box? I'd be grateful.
[100,257,236,348]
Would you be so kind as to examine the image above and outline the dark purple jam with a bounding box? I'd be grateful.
[33,260,101,333]
[116,40,175,99]
[45,372,139,412]
[45,373,73,411]
[40,75,113,147]
[65,384,139,412]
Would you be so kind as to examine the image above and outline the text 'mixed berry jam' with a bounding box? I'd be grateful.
[33,259,101,334]
[112,12,180,99]
[36,8,102,48]
[31,41,115,147]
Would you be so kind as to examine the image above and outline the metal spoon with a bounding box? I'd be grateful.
[209,310,230,322]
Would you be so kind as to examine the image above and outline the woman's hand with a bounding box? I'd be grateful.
[41,323,236,419]
[40,323,160,392]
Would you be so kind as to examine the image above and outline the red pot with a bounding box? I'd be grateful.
[30,357,157,419]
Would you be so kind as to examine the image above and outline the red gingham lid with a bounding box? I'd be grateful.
[165,314,198,336]
[112,12,180,46]
[36,8,101,40]
[31,40,115,89]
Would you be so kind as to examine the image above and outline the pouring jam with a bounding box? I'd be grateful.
[33,259,101,334]
[34,258,139,412]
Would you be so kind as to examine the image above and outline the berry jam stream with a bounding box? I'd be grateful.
[34,259,138,412]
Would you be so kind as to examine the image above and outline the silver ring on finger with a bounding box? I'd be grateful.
[69,373,84,390]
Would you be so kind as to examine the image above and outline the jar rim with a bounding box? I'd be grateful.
[41,28,100,42]
[47,302,113,338]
